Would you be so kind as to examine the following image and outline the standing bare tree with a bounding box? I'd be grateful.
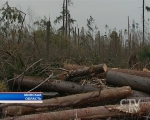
[54,0,76,35]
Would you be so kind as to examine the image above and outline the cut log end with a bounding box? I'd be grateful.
[103,64,107,72]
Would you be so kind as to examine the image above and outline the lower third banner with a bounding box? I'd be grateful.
[0,92,43,103]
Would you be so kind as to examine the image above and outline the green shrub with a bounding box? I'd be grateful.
[138,46,150,62]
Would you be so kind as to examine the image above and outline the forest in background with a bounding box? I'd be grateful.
[0,1,150,86]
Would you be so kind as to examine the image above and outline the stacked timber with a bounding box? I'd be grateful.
[1,64,150,120]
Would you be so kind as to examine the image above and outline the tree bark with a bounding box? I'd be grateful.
[13,76,99,94]
[3,86,131,116]
[62,0,65,35]
[78,86,131,106]
[2,102,150,120]
[46,20,50,60]
[130,90,150,97]
[65,0,67,35]
[106,69,150,93]
[66,64,107,80]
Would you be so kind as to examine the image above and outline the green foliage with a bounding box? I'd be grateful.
[146,6,150,12]
[110,31,119,39]
[1,54,25,79]
[54,15,63,24]
[54,0,76,32]
[34,17,69,48]
[34,16,47,30]
[0,1,26,40]
[34,29,46,41]
[138,46,150,62]
[0,81,7,91]
[109,31,122,57]
[0,2,24,24]
[15,54,25,73]
[2,62,15,79]
[24,62,45,77]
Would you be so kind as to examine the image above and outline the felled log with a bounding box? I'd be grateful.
[13,76,99,94]
[2,102,150,120]
[78,86,131,106]
[53,64,107,81]
[106,69,150,93]
[125,97,150,102]
[65,64,107,80]
[109,68,150,77]
[130,90,150,97]
[102,87,150,97]
[43,92,59,98]
[3,86,131,116]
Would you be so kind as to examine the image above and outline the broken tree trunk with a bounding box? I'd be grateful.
[13,76,99,94]
[106,69,150,93]
[65,64,107,80]
[3,86,131,116]
[2,102,150,120]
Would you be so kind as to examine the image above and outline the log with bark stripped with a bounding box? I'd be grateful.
[65,64,107,80]
[2,102,150,120]
[2,86,131,116]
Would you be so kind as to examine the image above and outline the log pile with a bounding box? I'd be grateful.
[1,63,150,120]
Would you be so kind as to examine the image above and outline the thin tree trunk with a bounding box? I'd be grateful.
[65,0,68,35]
[129,33,131,55]
[98,31,101,57]
[62,0,65,35]
[143,0,145,45]
[46,20,50,60]
[75,27,77,45]
[68,15,71,57]
[78,28,80,47]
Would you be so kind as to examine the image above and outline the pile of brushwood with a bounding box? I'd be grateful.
[1,63,150,120]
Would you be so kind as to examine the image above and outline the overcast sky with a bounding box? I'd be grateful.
[1,0,150,35]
